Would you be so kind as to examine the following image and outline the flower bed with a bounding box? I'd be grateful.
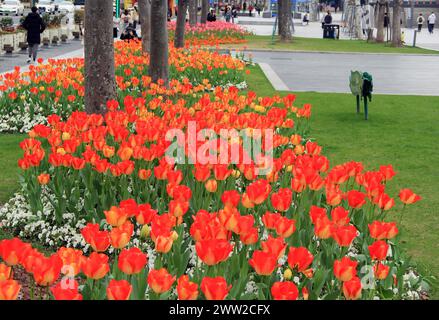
[0,41,247,133]
[0,82,428,300]
[168,21,252,46]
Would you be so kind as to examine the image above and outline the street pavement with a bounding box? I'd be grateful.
[249,50,439,95]
[0,39,83,74]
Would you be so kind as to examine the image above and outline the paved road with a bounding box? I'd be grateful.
[250,50,439,95]
[0,40,83,74]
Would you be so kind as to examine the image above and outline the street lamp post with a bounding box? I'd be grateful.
[116,0,121,18]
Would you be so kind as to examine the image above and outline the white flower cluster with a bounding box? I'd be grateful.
[0,101,49,133]
[0,192,87,248]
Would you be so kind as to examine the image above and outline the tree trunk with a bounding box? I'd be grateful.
[84,0,116,115]
[175,0,188,48]
[376,0,387,42]
[201,0,209,24]
[310,0,319,22]
[278,0,292,42]
[391,0,402,47]
[138,0,151,53]
[354,0,363,39]
[149,0,169,85]
[189,0,197,25]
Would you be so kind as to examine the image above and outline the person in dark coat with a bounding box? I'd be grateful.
[22,7,46,63]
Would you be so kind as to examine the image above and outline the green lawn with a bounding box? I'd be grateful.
[0,134,24,204]
[222,35,439,55]
[245,65,439,296]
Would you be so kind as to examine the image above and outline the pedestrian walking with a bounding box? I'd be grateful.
[232,6,238,23]
[417,13,425,32]
[248,4,253,17]
[224,6,232,23]
[207,9,217,22]
[428,12,436,34]
[113,11,120,39]
[21,6,46,64]
[120,9,132,34]
[256,4,261,16]
[132,6,139,29]
[243,1,247,13]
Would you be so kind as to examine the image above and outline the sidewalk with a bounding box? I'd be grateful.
[237,13,439,51]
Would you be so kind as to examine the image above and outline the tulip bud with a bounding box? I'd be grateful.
[231,169,241,178]
[286,165,293,172]
[62,132,71,141]
[140,225,150,239]
[171,230,179,241]
[283,268,293,280]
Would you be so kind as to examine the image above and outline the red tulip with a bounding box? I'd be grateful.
[261,235,286,260]
[347,190,366,209]
[368,240,389,261]
[332,225,357,247]
[271,281,299,300]
[249,250,278,276]
[107,279,132,300]
[287,247,313,273]
[195,239,233,266]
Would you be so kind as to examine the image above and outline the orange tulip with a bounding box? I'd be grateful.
[200,276,231,300]
[0,238,32,266]
[107,279,132,300]
[147,268,176,294]
[82,252,110,280]
[32,254,63,286]
[110,221,134,249]
[81,223,110,252]
[275,216,296,238]
[37,173,50,185]
[0,279,21,300]
[104,206,128,227]
[205,179,218,192]
[342,277,362,300]
[271,188,293,212]
[399,188,421,204]
[118,247,148,275]
[177,275,199,300]
[333,257,358,282]
[0,263,12,281]
[195,239,233,266]
[154,234,174,253]
[50,280,83,300]
[373,262,390,280]
[57,247,83,276]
